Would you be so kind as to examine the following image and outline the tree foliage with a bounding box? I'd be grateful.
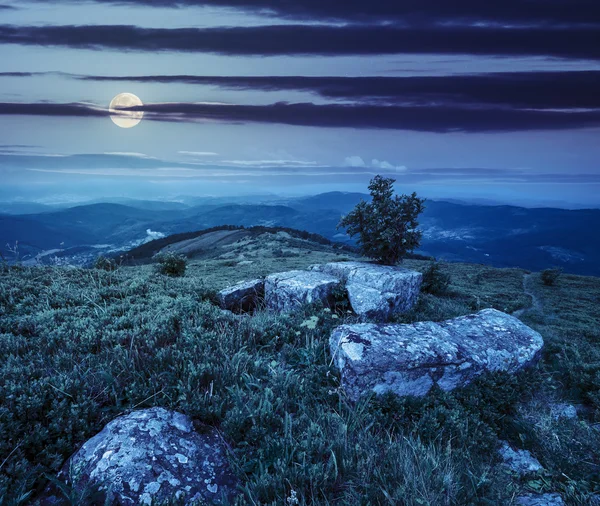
[338,175,425,265]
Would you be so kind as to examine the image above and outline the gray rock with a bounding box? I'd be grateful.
[265,270,341,312]
[330,308,544,401]
[549,403,578,420]
[218,278,264,313]
[311,262,422,320]
[498,441,543,477]
[516,493,565,506]
[38,408,237,505]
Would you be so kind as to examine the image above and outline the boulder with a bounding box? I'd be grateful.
[516,494,565,506]
[329,308,544,401]
[265,270,341,312]
[38,408,237,505]
[498,441,543,477]
[218,278,264,313]
[310,261,422,320]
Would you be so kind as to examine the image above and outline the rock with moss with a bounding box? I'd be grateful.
[330,308,544,401]
[265,270,341,312]
[37,407,237,505]
[218,278,264,313]
[310,261,422,321]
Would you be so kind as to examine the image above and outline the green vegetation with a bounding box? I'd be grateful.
[541,267,563,286]
[338,175,425,265]
[93,255,118,272]
[421,261,451,295]
[0,236,599,505]
[155,252,187,277]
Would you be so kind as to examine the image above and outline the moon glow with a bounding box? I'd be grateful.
[109,93,144,128]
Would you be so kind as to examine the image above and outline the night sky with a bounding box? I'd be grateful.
[1,0,599,207]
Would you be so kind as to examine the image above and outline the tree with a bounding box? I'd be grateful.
[338,175,425,265]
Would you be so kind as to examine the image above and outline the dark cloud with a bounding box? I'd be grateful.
[0,72,38,77]
[0,102,107,118]
[2,100,600,133]
[21,0,600,26]
[0,24,599,59]
[75,72,600,110]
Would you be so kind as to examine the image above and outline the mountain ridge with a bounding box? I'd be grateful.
[1,195,598,276]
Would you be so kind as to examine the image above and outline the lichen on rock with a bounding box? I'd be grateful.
[330,308,544,401]
[37,407,238,505]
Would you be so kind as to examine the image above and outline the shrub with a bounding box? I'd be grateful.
[541,268,562,286]
[155,252,187,277]
[338,175,425,265]
[93,255,117,272]
[421,262,451,295]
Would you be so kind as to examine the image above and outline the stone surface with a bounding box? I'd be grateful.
[499,441,543,477]
[549,403,578,420]
[329,308,544,401]
[265,270,341,312]
[38,408,237,505]
[516,494,565,506]
[218,278,264,313]
[310,261,422,320]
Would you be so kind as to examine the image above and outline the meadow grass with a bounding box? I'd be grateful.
[0,254,599,505]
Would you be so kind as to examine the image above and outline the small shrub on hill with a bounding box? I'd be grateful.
[541,268,562,286]
[421,261,451,295]
[155,252,187,277]
[93,255,117,272]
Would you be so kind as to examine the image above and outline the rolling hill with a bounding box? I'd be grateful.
[1,194,599,275]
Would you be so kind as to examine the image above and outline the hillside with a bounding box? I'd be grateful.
[1,195,600,275]
[0,232,599,504]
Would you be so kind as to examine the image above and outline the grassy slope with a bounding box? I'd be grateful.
[0,234,599,505]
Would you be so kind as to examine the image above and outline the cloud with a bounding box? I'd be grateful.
[1,24,599,59]
[371,159,407,172]
[145,229,166,241]
[345,156,365,167]
[221,159,320,167]
[72,71,600,110]
[0,102,107,118]
[103,152,156,159]
[2,100,600,132]
[20,0,600,26]
[345,156,406,171]
[178,151,219,156]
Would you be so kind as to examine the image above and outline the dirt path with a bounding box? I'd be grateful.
[513,273,543,318]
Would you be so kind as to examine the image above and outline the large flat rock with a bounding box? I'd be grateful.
[37,408,237,505]
[218,278,264,313]
[265,270,341,312]
[311,262,422,320]
[330,308,544,401]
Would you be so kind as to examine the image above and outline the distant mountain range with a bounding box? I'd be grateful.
[1,192,599,276]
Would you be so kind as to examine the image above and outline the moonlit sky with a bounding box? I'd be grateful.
[1,0,599,207]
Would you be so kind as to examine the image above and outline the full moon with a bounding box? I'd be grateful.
[109,92,144,128]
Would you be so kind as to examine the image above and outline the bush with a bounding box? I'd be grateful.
[338,175,425,265]
[421,262,451,295]
[93,255,117,272]
[541,268,562,286]
[155,252,187,277]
